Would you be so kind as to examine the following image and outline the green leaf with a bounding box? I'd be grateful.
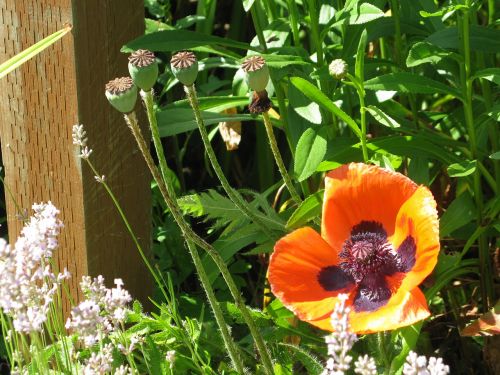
[355,29,368,81]
[122,29,253,53]
[447,160,477,177]
[366,105,401,128]
[294,128,328,182]
[242,0,256,12]
[472,68,500,86]
[157,108,256,137]
[290,77,361,137]
[426,25,500,54]
[440,192,476,238]
[346,3,385,25]
[261,54,311,69]
[490,151,500,160]
[364,72,461,98]
[166,96,248,111]
[286,190,323,229]
[288,83,322,125]
[0,25,72,80]
[406,41,458,67]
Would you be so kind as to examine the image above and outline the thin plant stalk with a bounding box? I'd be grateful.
[262,112,301,204]
[140,91,245,374]
[184,84,277,240]
[346,73,369,162]
[124,111,274,375]
[458,3,494,309]
[83,158,169,302]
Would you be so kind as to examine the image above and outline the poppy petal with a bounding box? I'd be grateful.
[353,273,392,312]
[322,163,417,251]
[318,266,355,291]
[305,287,429,333]
[389,186,439,292]
[269,227,347,321]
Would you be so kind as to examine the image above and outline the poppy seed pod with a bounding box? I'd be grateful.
[105,77,138,113]
[170,51,198,86]
[128,49,158,91]
[242,55,269,92]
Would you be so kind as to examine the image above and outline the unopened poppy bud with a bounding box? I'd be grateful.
[242,55,269,92]
[105,77,138,113]
[128,49,158,91]
[170,51,198,86]
[328,59,348,79]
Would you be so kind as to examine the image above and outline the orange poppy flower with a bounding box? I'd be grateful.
[269,163,439,333]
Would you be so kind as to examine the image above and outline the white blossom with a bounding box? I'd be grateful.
[82,343,114,375]
[403,351,450,375]
[321,294,357,375]
[354,354,377,375]
[0,202,69,333]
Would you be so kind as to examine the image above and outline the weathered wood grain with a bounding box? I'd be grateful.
[0,0,152,311]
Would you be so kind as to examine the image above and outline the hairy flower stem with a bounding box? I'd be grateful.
[124,112,274,375]
[458,4,494,309]
[184,84,277,240]
[128,104,244,374]
[262,112,302,204]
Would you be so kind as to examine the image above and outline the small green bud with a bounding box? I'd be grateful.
[105,77,138,113]
[170,51,198,86]
[128,49,158,91]
[328,59,348,80]
[242,55,269,93]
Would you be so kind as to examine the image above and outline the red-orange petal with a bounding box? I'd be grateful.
[322,163,418,252]
[389,186,440,293]
[268,227,348,321]
[307,287,430,333]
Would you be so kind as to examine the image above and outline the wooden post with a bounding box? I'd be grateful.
[0,1,152,310]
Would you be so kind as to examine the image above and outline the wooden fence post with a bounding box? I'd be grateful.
[0,1,152,310]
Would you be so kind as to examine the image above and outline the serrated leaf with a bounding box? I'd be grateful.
[294,128,328,181]
[366,105,400,128]
[286,190,323,229]
[406,41,456,67]
[447,160,477,177]
[178,190,242,228]
[364,72,461,98]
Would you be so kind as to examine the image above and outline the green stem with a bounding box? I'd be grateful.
[458,4,494,309]
[84,157,169,302]
[307,0,324,67]
[124,111,274,375]
[185,84,277,240]
[359,92,368,163]
[377,332,391,374]
[390,0,402,67]
[127,105,245,374]
[262,112,301,204]
[286,0,301,47]
[250,5,267,51]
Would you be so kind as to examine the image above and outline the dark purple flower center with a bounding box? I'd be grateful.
[317,221,416,312]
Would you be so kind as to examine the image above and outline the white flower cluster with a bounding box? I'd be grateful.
[0,202,69,333]
[320,297,451,375]
[82,343,114,375]
[72,124,93,159]
[322,294,358,375]
[403,351,450,375]
[66,276,132,347]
